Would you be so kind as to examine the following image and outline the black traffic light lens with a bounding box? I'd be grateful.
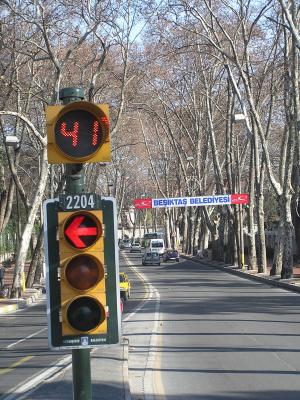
[67,296,104,332]
[65,255,103,290]
[55,109,104,158]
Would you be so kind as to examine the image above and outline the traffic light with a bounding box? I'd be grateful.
[46,101,111,164]
[58,209,107,336]
[44,195,121,349]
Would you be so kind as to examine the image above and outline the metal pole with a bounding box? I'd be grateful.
[236,135,245,270]
[239,203,245,269]
[60,87,92,400]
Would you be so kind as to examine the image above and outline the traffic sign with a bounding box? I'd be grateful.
[231,194,249,204]
[133,194,249,209]
[133,198,153,209]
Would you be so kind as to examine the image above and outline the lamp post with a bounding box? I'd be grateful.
[107,182,114,196]
[3,135,25,292]
[232,114,245,270]
[4,135,20,150]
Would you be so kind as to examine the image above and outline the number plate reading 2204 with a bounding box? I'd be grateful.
[59,193,102,211]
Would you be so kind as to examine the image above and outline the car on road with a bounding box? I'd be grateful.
[142,251,161,266]
[119,272,131,300]
[147,238,165,257]
[130,242,142,253]
[119,239,131,249]
[163,249,180,262]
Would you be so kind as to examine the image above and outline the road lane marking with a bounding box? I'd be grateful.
[153,324,165,400]
[123,253,165,400]
[2,355,72,400]
[0,356,34,376]
[144,285,163,400]
[122,252,151,322]
[6,327,47,349]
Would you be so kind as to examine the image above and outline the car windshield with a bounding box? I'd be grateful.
[152,242,163,248]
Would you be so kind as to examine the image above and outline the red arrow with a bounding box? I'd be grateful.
[65,215,98,248]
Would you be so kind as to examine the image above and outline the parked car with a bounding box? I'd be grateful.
[163,249,180,262]
[142,251,161,266]
[130,242,142,253]
[119,272,131,300]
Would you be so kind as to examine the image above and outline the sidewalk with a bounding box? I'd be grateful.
[0,287,43,314]
[182,254,300,294]
[0,262,44,314]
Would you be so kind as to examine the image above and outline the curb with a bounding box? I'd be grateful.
[0,303,19,314]
[182,255,300,294]
[0,288,43,315]
[122,337,131,400]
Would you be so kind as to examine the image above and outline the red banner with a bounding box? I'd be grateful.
[133,198,153,209]
[231,194,249,205]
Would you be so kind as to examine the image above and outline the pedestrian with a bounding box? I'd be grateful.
[0,265,5,288]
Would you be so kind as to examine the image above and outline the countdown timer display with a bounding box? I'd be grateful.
[54,109,105,159]
[46,101,110,164]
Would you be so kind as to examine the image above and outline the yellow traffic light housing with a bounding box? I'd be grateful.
[58,210,107,336]
[46,101,111,164]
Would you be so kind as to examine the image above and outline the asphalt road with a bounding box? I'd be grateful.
[2,251,300,400]
[0,299,70,399]
[124,250,300,400]
[0,252,145,400]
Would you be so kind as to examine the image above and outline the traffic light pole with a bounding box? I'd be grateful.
[60,87,92,400]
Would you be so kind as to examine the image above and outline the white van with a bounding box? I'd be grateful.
[148,239,165,257]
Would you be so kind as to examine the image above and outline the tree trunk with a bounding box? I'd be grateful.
[187,210,196,255]
[226,217,235,265]
[193,208,201,254]
[281,223,294,279]
[11,148,48,298]
[256,191,267,273]
[217,210,226,261]
[182,207,188,253]
[281,194,294,279]
[270,223,284,276]
[26,225,44,288]
[164,209,171,249]
[33,248,44,285]
[247,144,257,270]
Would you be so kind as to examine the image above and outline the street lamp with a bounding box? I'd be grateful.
[3,134,24,295]
[4,135,20,150]
[232,113,246,123]
[232,114,245,270]
[107,182,113,196]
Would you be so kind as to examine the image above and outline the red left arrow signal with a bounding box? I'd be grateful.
[64,214,100,248]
